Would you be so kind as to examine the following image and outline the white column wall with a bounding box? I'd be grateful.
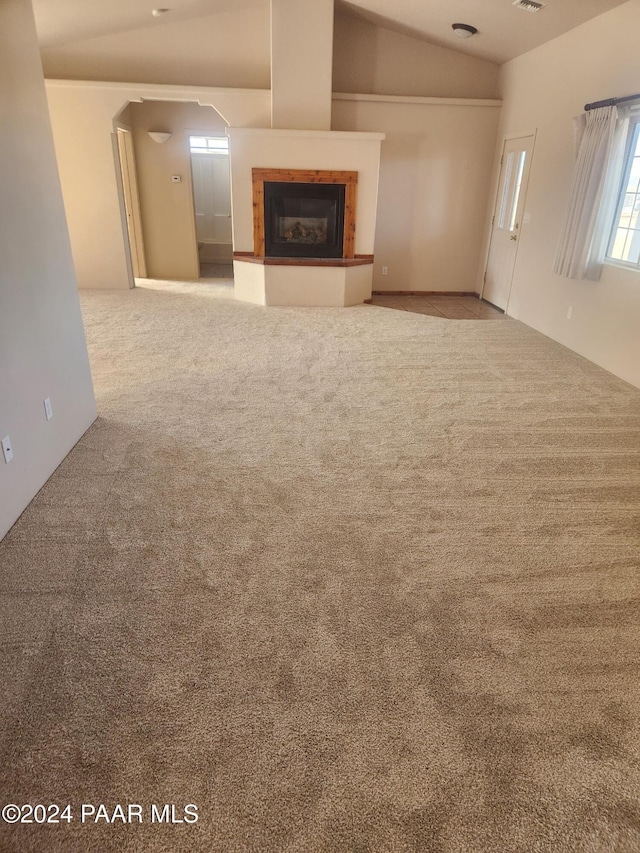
[0,0,96,538]
[271,0,334,130]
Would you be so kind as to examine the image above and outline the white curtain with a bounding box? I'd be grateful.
[554,105,629,280]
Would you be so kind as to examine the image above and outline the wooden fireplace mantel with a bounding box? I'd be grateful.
[251,168,358,259]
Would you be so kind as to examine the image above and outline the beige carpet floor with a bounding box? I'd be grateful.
[1,279,640,852]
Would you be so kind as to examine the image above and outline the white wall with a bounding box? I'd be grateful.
[40,5,271,90]
[333,9,500,100]
[478,0,640,388]
[333,95,501,292]
[271,0,334,130]
[46,80,271,290]
[0,0,96,540]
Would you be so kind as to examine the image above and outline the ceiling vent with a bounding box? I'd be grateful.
[513,0,545,10]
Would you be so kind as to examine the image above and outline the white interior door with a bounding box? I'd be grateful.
[190,147,232,246]
[483,135,534,311]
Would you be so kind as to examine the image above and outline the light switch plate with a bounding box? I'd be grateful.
[44,397,53,420]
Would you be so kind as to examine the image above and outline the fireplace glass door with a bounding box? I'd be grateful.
[264,182,345,258]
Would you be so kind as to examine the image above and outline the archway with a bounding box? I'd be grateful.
[113,99,231,285]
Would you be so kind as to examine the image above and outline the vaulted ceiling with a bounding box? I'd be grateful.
[32,0,630,64]
[32,0,264,48]
[341,0,630,64]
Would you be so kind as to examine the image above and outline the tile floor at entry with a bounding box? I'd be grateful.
[371,293,508,320]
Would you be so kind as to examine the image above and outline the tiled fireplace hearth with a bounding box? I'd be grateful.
[227,128,384,307]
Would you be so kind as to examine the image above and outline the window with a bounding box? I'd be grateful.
[606,117,640,268]
[189,136,229,154]
[496,150,526,231]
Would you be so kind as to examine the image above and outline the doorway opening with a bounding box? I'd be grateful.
[189,135,233,281]
[113,100,234,287]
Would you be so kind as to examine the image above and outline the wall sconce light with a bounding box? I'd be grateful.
[452,23,478,39]
[148,132,172,144]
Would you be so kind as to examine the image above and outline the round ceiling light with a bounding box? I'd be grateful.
[452,23,478,39]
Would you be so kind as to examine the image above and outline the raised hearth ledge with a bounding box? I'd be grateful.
[233,258,374,307]
[233,252,373,267]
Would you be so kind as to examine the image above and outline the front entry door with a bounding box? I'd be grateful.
[483,135,534,311]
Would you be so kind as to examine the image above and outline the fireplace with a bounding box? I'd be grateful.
[251,168,358,260]
[264,181,345,258]
[229,128,383,307]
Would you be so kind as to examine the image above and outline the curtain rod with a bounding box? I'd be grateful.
[584,93,640,111]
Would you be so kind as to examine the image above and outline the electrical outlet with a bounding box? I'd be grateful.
[2,435,13,464]
[567,306,573,320]
[44,397,53,421]
[382,266,388,276]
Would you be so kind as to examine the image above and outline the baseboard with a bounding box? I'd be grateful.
[372,290,479,297]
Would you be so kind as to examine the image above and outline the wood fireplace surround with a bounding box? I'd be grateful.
[239,168,372,268]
